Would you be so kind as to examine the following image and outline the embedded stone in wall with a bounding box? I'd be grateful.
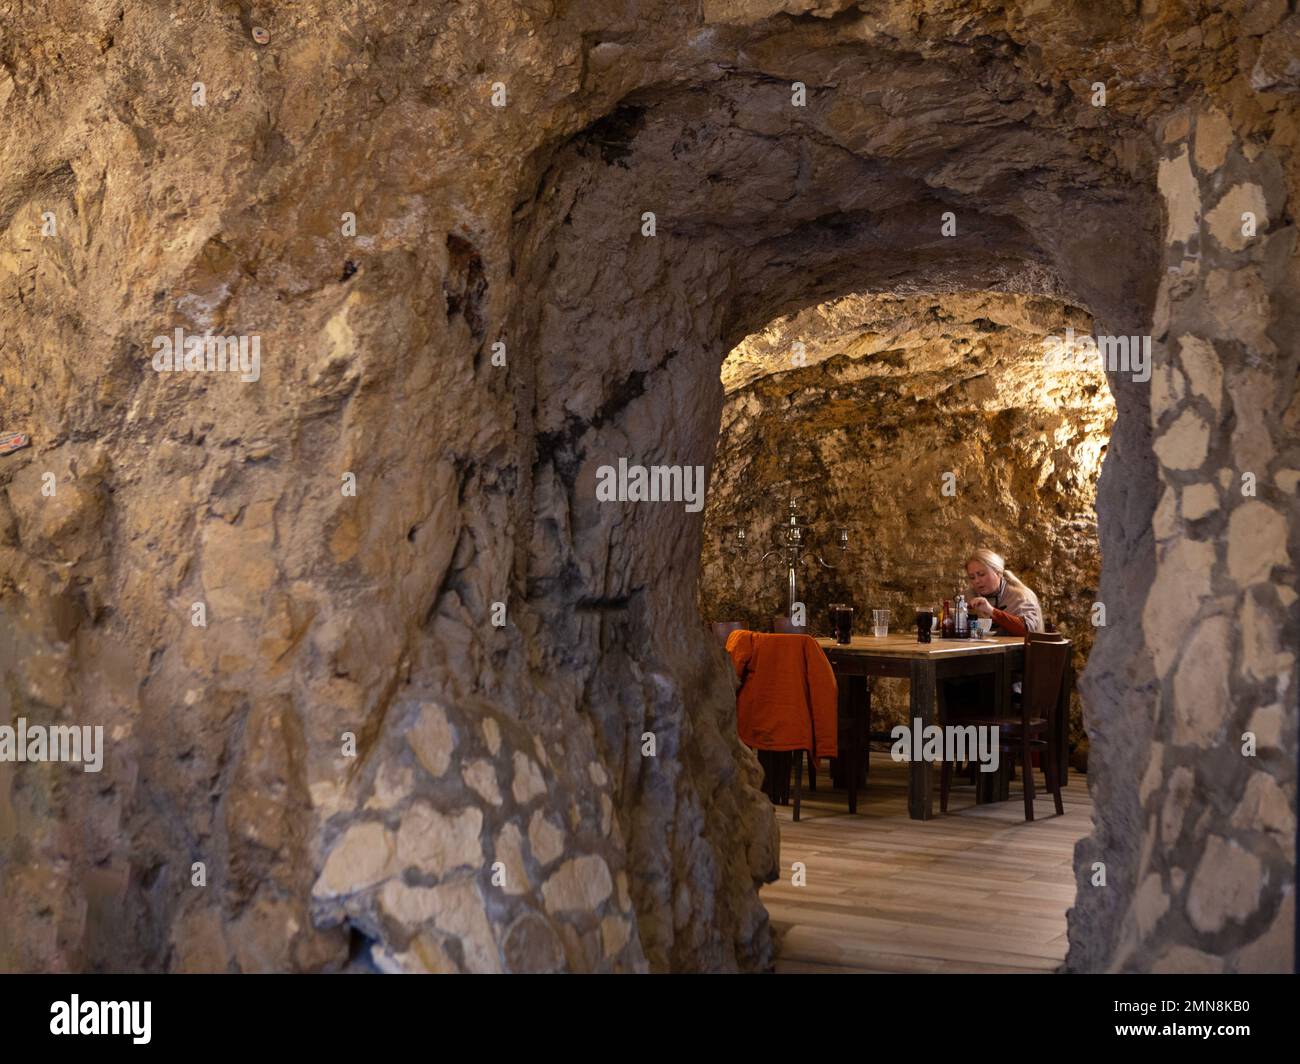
[1205,269,1273,348]
[1239,592,1295,684]
[1227,502,1288,586]
[513,752,549,804]
[1229,773,1295,841]
[530,811,567,867]
[1187,836,1263,935]
[1176,335,1223,413]
[1152,410,1209,471]
[1142,540,1215,680]
[1171,617,1232,749]
[1160,765,1196,842]
[464,760,504,806]
[501,912,567,973]
[407,703,456,779]
[1180,484,1218,521]
[1232,890,1296,974]
[1135,873,1170,940]
[494,824,530,897]
[395,804,483,877]
[382,878,501,974]
[1193,109,1234,173]
[313,822,396,899]
[1205,184,1267,251]
[543,855,615,915]
[1157,147,1200,247]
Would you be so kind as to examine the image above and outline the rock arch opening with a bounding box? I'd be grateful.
[509,50,1162,969]
[700,288,1114,774]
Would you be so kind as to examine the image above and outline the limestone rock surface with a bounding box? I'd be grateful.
[0,0,1293,974]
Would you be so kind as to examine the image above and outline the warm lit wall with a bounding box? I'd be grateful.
[699,291,1113,756]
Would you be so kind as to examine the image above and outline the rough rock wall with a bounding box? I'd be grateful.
[1,0,742,974]
[0,0,1291,973]
[1067,78,1299,973]
[698,291,1111,755]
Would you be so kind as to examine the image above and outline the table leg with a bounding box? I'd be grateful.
[1000,655,1015,800]
[994,653,1009,717]
[861,676,871,786]
[976,657,1006,805]
[843,679,858,814]
[1059,658,1073,787]
[908,660,935,820]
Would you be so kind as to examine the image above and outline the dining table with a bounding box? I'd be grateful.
[815,633,1029,820]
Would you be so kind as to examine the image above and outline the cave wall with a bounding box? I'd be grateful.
[698,291,1111,756]
[0,0,1291,974]
[1067,87,1299,974]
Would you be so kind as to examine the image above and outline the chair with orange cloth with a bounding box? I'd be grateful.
[724,629,838,821]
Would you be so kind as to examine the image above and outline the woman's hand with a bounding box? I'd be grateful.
[968,596,994,619]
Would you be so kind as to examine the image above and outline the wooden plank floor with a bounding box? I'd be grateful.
[761,752,1093,974]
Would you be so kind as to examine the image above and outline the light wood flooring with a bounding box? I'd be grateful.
[761,752,1093,973]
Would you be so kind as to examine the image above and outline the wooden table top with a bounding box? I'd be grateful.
[816,634,1024,659]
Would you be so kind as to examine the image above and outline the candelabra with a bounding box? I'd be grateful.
[727,498,850,620]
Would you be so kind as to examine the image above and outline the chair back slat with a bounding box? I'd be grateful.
[1022,637,1071,725]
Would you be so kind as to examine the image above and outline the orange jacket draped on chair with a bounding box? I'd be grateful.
[725,630,838,760]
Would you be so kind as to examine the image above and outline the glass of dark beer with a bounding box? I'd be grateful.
[828,604,854,645]
[915,609,933,643]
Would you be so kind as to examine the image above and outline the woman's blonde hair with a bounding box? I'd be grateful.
[966,548,1030,594]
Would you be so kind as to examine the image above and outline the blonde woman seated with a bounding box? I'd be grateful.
[942,549,1045,742]
[964,548,1043,637]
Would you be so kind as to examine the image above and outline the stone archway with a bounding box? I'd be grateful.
[505,53,1160,970]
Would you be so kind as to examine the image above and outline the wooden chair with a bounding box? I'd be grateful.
[756,736,840,816]
[948,628,1066,785]
[770,614,826,794]
[731,632,837,822]
[756,750,794,805]
[1023,628,1070,782]
[940,637,1070,820]
[756,749,826,820]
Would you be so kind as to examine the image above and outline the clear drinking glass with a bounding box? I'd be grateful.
[871,609,890,637]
